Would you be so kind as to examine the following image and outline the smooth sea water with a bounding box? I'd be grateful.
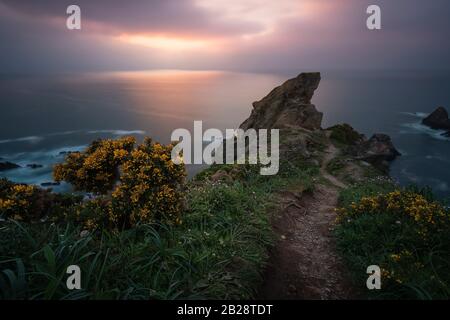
[0,70,449,198]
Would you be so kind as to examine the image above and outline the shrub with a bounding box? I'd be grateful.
[0,179,82,222]
[0,180,45,221]
[110,138,186,228]
[3,137,186,230]
[53,137,186,230]
[328,123,364,145]
[53,136,136,194]
[335,186,450,299]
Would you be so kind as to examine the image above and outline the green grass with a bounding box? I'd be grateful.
[1,153,318,300]
[326,158,346,176]
[338,177,396,208]
[327,123,364,146]
[0,182,272,299]
[335,180,450,299]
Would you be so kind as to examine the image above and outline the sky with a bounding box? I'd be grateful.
[0,0,450,73]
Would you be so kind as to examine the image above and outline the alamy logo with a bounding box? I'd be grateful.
[171,121,279,175]
[66,265,81,290]
[66,5,81,30]
[366,265,381,290]
[65,5,380,32]
[366,5,381,30]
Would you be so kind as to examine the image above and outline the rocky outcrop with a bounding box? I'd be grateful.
[0,161,21,171]
[355,134,401,172]
[422,107,450,130]
[233,72,400,174]
[240,73,323,130]
[328,124,365,145]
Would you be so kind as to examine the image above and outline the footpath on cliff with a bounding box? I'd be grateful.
[259,142,357,299]
[239,72,400,299]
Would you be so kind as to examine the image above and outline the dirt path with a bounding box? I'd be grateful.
[259,144,357,299]
[320,144,347,189]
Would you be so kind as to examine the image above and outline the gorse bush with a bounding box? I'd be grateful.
[111,138,186,228]
[0,178,82,222]
[54,137,186,230]
[337,190,449,230]
[0,180,46,221]
[335,184,450,299]
[54,136,136,194]
[2,137,186,230]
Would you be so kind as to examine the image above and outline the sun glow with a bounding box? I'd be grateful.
[195,0,331,38]
[195,0,301,36]
[119,34,214,51]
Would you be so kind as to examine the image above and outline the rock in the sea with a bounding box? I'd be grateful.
[59,151,74,155]
[357,134,401,171]
[0,161,21,171]
[240,72,323,130]
[422,107,450,130]
[27,163,43,169]
[40,182,61,187]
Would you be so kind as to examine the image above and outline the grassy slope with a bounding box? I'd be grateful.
[0,133,320,299]
[318,125,450,299]
[4,125,447,300]
[334,180,450,299]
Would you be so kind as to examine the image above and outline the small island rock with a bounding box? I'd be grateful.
[40,182,61,187]
[422,107,450,130]
[27,164,43,169]
[356,134,401,171]
[0,161,21,171]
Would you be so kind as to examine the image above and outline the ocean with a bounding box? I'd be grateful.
[1,70,449,198]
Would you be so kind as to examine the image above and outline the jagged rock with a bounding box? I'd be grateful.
[279,129,310,159]
[422,107,450,130]
[0,161,21,171]
[240,73,323,130]
[356,134,401,171]
[27,163,43,169]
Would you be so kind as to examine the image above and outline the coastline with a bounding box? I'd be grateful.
[1,73,450,300]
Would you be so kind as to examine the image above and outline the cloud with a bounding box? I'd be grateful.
[0,0,449,72]
[0,0,263,39]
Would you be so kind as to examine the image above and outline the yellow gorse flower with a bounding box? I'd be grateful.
[336,190,449,230]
